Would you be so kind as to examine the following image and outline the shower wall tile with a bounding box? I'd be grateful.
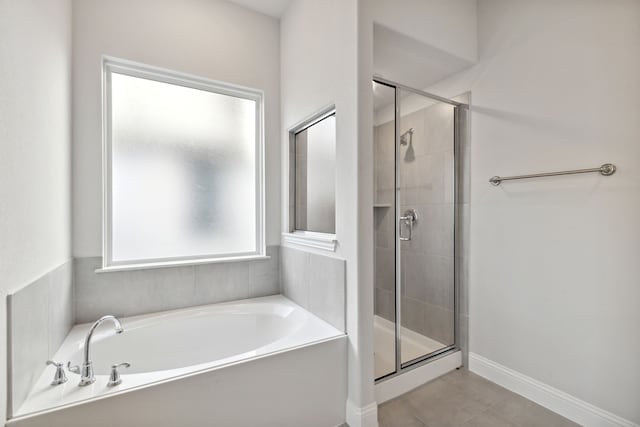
[402,252,428,302]
[424,303,455,345]
[401,296,425,333]
[280,246,346,332]
[375,121,395,192]
[375,288,395,322]
[74,246,281,323]
[401,253,453,306]
[374,206,394,249]
[400,152,447,206]
[375,247,395,292]
[399,204,454,258]
[374,115,396,324]
[422,256,454,309]
[8,259,74,417]
[424,103,455,155]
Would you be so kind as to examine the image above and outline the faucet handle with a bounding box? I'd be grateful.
[67,361,81,375]
[107,362,130,387]
[45,360,68,385]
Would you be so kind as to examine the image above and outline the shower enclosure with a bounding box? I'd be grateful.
[373,77,464,380]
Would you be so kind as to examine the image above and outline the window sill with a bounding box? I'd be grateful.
[282,231,337,252]
[95,254,270,273]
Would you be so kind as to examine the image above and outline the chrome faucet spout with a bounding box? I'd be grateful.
[76,315,124,386]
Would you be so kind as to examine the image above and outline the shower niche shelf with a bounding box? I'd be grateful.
[374,203,392,208]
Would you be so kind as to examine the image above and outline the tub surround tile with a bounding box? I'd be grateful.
[9,274,49,416]
[75,246,281,322]
[280,246,346,332]
[249,246,280,297]
[281,246,309,307]
[8,259,74,416]
[75,258,197,321]
[194,262,250,305]
[48,261,74,361]
[308,253,346,331]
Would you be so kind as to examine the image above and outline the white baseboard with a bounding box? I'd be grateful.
[375,351,462,404]
[469,353,638,427]
[346,401,378,427]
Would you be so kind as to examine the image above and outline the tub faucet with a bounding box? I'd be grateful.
[68,315,124,386]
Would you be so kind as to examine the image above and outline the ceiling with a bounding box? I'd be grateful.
[225,0,292,18]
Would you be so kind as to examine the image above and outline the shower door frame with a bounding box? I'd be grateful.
[373,76,466,383]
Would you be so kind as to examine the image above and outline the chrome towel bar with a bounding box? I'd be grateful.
[489,163,616,186]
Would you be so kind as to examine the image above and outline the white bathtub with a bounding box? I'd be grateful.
[11,295,347,427]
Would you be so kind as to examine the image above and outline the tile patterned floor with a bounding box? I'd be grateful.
[378,369,580,427]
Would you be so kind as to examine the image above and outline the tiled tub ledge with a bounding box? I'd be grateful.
[9,295,347,427]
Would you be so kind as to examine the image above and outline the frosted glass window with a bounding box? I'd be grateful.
[104,59,263,267]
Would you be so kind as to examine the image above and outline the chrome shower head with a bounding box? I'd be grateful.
[400,128,414,146]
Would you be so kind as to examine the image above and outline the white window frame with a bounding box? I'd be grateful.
[100,56,265,271]
[282,105,337,253]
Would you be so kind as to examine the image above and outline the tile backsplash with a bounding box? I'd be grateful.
[281,246,346,331]
[7,260,74,417]
[74,246,280,323]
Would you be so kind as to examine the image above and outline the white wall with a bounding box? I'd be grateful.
[427,0,640,423]
[368,0,477,63]
[72,0,281,257]
[281,1,377,425]
[0,0,72,421]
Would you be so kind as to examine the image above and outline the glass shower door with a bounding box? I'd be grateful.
[373,81,397,379]
[397,88,456,365]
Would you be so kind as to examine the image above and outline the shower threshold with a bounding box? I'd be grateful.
[373,315,446,379]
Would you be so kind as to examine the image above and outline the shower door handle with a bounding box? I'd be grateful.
[399,209,418,241]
